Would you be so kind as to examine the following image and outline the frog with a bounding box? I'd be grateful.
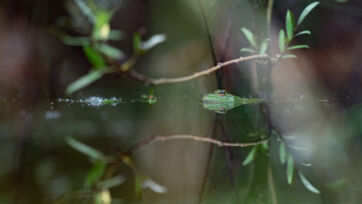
[202,89,265,114]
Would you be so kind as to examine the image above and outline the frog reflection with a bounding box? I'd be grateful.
[202,89,265,114]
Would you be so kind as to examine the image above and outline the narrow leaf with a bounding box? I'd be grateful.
[297,2,320,26]
[295,30,311,37]
[286,10,296,40]
[242,147,257,166]
[282,54,297,59]
[241,27,257,48]
[140,34,166,51]
[287,155,294,184]
[83,46,106,68]
[298,171,320,194]
[288,45,309,50]
[66,137,104,160]
[259,38,269,54]
[241,48,256,54]
[279,30,285,52]
[279,142,286,164]
[65,69,104,95]
[96,43,124,60]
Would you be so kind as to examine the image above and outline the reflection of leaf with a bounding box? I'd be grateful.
[85,161,106,189]
[286,10,296,40]
[287,155,294,184]
[297,2,320,26]
[142,179,168,193]
[279,142,286,164]
[98,176,125,190]
[54,190,94,204]
[241,27,257,48]
[135,175,143,199]
[242,146,257,166]
[65,69,105,95]
[298,171,320,194]
[66,137,105,160]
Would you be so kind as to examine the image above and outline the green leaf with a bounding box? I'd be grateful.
[295,30,311,37]
[282,54,297,59]
[241,48,256,54]
[287,154,294,184]
[96,43,124,60]
[65,69,104,95]
[279,30,286,52]
[297,2,320,26]
[66,137,105,160]
[140,34,166,51]
[83,46,106,68]
[84,160,106,189]
[242,146,257,166]
[259,38,269,54]
[279,142,286,164]
[286,10,296,40]
[298,171,320,194]
[241,27,257,48]
[288,45,309,50]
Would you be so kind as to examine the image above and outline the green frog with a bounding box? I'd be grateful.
[202,89,265,114]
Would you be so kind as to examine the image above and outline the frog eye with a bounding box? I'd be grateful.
[218,90,226,96]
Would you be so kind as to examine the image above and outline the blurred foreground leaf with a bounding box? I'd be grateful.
[85,160,107,189]
[66,137,105,160]
[142,179,167,193]
[83,46,106,68]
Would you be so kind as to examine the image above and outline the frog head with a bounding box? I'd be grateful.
[202,89,235,103]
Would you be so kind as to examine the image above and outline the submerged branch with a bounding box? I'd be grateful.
[125,54,268,85]
[127,134,269,155]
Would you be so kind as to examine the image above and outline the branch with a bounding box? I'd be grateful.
[126,54,268,85]
[127,134,269,155]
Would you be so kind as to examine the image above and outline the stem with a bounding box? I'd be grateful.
[125,54,269,85]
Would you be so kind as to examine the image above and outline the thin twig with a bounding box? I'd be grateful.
[126,54,268,85]
[127,134,269,155]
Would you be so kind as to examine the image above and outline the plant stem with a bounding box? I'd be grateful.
[125,54,269,85]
